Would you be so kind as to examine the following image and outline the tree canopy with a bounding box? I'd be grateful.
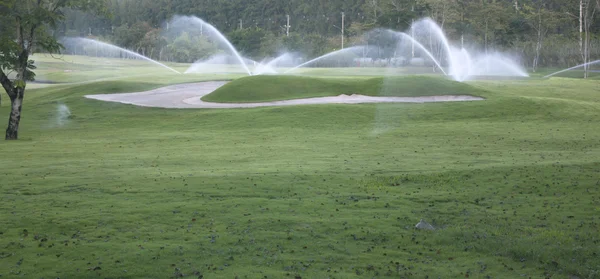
[0,0,107,139]
[54,0,600,68]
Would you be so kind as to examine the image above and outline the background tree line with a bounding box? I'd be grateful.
[57,0,600,69]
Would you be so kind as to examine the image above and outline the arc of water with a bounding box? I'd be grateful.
[409,18,529,80]
[67,38,181,74]
[255,53,297,75]
[455,48,473,82]
[285,46,370,73]
[396,32,448,76]
[266,53,293,68]
[412,18,460,80]
[478,57,529,77]
[254,54,287,75]
[186,17,252,76]
[544,60,600,78]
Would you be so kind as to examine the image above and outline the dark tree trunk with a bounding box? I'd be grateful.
[5,87,24,140]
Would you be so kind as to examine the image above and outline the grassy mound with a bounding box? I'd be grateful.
[202,75,486,103]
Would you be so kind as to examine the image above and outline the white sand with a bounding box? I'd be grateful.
[85,81,484,109]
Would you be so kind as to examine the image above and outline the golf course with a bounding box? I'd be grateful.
[0,54,599,278]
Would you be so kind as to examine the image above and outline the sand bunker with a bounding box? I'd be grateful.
[85,81,484,109]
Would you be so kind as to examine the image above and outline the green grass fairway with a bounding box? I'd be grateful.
[531,67,600,79]
[29,54,247,84]
[202,75,485,103]
[1,63,600,278]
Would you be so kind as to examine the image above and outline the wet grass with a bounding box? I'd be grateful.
[0,75,599,278]
[203,75,485,103]
[530,67,600,79]
[30,54,244,84]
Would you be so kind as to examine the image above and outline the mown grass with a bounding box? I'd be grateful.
[0,70,599,278]
[29,54,245,84]
[530,67,600,79]
[202,75,486,103]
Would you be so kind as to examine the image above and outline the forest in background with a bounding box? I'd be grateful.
[57,0,600,70]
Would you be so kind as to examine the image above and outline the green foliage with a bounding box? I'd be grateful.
[282,33,333,57]
[165,32,218,63]
[258,32,281,58]
[51,0,600,68]
[0,0,108,139]
[113,22,152,49]
[0,0,108,79]
[227,27,268,58]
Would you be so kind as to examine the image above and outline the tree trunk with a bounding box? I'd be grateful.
[533,39,541,72]
[584,24,589,78]
[580,0,586,78]
[5,87,24,140]
[533,11,543,72]
[584,0,588,79]
[485,20,488,55]
[0,71,13,115]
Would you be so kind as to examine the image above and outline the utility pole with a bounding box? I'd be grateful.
[286,14,291,37]
[341,12,345,49]
[411,21,415,57]
[411,6,415,57]
[580,0,585,77]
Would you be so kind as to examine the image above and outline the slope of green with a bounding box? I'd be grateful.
[202,75,486,103]
[0,75,599,278]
